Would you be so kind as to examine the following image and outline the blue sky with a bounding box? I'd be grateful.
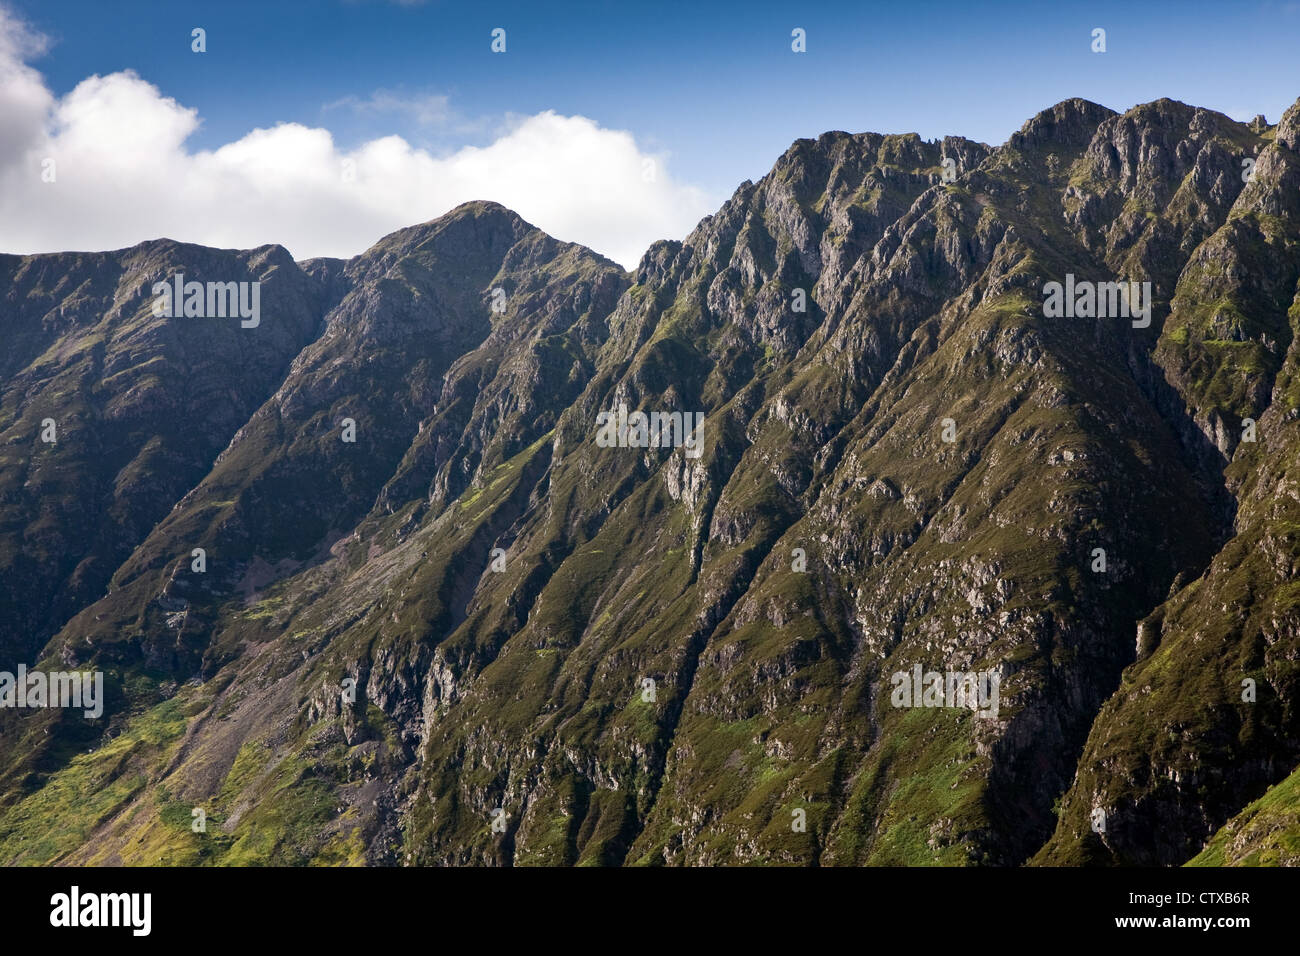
[16,0,1300,192]
[3,0,1299,264]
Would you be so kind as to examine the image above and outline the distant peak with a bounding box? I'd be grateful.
[1010,98,1116,150]
[419,200,529,231]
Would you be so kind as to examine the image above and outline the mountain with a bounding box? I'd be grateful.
[0,97,1297,867]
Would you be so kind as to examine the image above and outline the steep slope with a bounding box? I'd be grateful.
[0,241,329,663]
[0,201,630,861]
[1189,765,1300,866]
[0,99,1297,869]
[1037,99,1300,866]
[38,201,624,676]
[393,99,1264,867]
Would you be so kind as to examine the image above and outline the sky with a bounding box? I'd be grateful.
[1,0,1298,269]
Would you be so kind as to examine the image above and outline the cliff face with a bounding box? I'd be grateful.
[0,99,1297,867]
[1037,99,1300,866]
[0,240,328,665]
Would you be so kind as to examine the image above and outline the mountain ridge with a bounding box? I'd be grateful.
[1,96,1298,867]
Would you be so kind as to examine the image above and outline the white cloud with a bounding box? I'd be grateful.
[0,10,712,270]
[0,6,51,171]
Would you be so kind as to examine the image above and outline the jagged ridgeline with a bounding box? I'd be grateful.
[0,97,1297,866]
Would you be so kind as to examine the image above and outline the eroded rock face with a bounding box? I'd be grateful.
[0,240,327,664]
[2,99,1299,869]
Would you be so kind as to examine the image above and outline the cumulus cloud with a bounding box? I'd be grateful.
[0,6,51,171]
[0,9,712,269]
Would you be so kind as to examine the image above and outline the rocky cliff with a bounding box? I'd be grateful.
[0,98,1297,867]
